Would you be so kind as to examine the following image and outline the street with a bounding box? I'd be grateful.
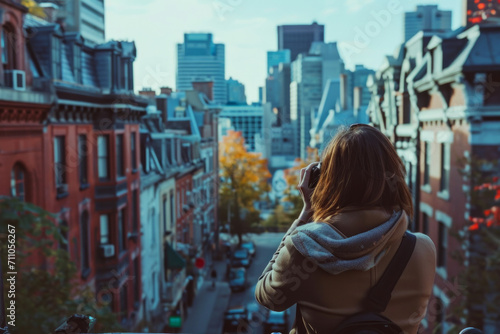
[225,232,296,334]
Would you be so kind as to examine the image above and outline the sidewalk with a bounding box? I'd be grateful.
[181,259,231,334]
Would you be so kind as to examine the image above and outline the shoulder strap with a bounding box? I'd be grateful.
[364,231,417,313]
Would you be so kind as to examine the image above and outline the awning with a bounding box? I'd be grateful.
[164,243,186,269]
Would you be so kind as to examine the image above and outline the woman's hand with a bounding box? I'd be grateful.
[297,162,320,223]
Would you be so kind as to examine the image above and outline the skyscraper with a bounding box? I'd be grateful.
[290,42,344,159]
[404,5,452,42]
[226,77,246,105]
[290,53,323,159]
[177,33,226,104]
[277,22,324,62]
[38,0,106,45]
[267,50,291,74]
[277,63,291,125]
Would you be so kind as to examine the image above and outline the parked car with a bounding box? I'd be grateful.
[240,241,256,257]
[246,300,268,326]
[263,310,289,334]
[222,306,249,334]
[228,267,247,292]
[230,248,251,268]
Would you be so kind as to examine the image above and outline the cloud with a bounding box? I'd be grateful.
[318,7,338,19]
[345,0,374,12]
[323,7,338,15]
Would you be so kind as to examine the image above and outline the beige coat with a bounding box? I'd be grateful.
[255,208,436,334]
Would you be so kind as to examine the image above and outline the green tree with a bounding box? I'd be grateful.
[0,197,123,333]
[219,131,271,244]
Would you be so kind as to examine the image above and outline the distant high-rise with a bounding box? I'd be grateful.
[264,63,291,126]
[39,0,106,45]
[277,63,291,125]
[290,53,323,159]
[290,42,344,159]
[220,105,264,151]
[404,5,452,41]
[177,33,226,104]
[277,22,324,62]
[267,50,291,74]
[226,77,246,105]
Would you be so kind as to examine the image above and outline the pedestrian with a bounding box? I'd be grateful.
[255,124,436,334]
[210,268,217,289]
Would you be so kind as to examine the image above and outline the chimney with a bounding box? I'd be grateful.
[156,96,168,125]
[340,74,348,110]
[160,87,173,96]
[192,80,214,101]
[138,88,156,99]
[39,2,59,23]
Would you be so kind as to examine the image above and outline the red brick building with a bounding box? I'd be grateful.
[368,26,500,332]
[0,4,148,328]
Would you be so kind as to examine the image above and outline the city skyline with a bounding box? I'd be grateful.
[106,0,463,104]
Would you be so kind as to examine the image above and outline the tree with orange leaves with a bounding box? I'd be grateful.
[21,0,46,19]
[219,131,271,244]
[264,147,319,231]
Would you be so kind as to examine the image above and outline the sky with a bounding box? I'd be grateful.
[105,0,464,104]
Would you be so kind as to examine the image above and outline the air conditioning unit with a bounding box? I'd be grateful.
[100,244,115,258]
[4,70,26,91]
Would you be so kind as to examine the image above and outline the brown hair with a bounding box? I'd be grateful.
[311,124,413,222]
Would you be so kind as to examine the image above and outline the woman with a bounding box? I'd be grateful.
[255,124,436,334]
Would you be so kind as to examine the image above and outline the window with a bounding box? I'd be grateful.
[10,163,26,201]
[1,27,8,67]
[407,163,413,193]
[163,195,168,233]
[118,208,126,253]
[122,60,129,90]
[423,142,431,186]
[132,189,138,233]
[80,211,90,277]
[150,208,156,247]
[133,258,140,306]
[2,25,16,70]
[79,135,88,185]
[52,36,62,79]
[116,134,125,177]
[177,192,180,218]
[131,132,137,171]
[59,220,68,251]
[120,285,128,319]
[151,272,157,305]
[440,143,450,192]
[170,191,174,229]
[438,222,448,268]
[73,45,82,83]
[54,136,67,193]
[100,215,110,244]
[422,213,429,235]
[97,135,109,179]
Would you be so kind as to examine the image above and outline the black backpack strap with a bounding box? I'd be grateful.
[365,231,417,313]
